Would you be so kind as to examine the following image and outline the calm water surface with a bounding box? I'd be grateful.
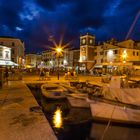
[28,84,140,140]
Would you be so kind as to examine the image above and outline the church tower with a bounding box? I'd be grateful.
[80,33,95,71]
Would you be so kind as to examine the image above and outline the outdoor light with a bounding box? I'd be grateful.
[122,50,127,59]
[63,59,67,65]
[56,47,62,53]
[48,35,70,80]
[50,61,53,64]
[107,50,114,63]
[108,50,113,56]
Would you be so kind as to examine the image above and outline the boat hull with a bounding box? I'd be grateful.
[67,95,89,108]
[88,99,140,125]
[41,83,67,100]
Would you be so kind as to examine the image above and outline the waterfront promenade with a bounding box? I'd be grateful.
[0,80,57,140]
[0,74,140,140]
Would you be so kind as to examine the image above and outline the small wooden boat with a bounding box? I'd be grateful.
[67,93,90,108]
[41,83,67,100]
[59,82,90,108]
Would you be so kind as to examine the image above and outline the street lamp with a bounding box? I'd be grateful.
[48,35,71,80]
[55,47,63,80]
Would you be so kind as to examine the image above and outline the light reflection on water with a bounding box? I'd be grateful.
[53,107,63,128]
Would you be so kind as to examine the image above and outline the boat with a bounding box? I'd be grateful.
[60,82,90,108]
[41,83,67,100]
[87,76,140,124]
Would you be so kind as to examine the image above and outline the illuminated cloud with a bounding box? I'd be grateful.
[16,27,23,31]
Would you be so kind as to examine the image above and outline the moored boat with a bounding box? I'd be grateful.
[87,76,140,124]
[87,98,140,125]
[41,83,67,100]
[60,82,90,108]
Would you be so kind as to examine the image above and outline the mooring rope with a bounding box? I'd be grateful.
[100,105,116,140]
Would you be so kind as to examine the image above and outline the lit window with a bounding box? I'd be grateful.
[0,50,2,58]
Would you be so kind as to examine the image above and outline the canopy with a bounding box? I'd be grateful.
[0,60,18,66]
[133,65,140,70]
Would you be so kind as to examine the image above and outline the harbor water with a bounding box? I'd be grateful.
[27,83,140,140]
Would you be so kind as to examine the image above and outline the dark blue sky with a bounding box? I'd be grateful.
[0,0,140,53]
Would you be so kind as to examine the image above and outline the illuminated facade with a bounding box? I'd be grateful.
[68,49,80,68]
[42,50,65,68]
[80,33,95,70]
[94,39,140,69]
[0,37,25,66]
[0,45,18,66]
[25,54,42,68]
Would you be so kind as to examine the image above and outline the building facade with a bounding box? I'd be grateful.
[0,45,17,66]
[94,39,140,71]
[0,37,25,66]
[25,54,42,68]
[68,49,80,68]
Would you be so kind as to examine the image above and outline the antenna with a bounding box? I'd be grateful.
[125,10,140,40]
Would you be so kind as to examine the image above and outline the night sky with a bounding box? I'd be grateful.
[0,0,140,53]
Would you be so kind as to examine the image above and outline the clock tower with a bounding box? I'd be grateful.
[79,33,95,71]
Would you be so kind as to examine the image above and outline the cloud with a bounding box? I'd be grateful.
[0,0,140,52]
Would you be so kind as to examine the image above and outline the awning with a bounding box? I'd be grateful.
[0,60,18,66]
[133,65,140,70]
[94,64,103,68]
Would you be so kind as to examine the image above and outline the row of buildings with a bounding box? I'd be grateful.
[38,33,140,72]
[0,34,140,72]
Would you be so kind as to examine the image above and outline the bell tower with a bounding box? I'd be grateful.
[79,33,95,71]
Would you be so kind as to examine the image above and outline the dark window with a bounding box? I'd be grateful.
[114,50,118,54]
[95,60,96,63]
[133,51,135,56]
[0,50,2,57]
[137,52,139,56]
[5,51,9,59]
[101,59,103,63]
[100,51,104,55]
[0,42,3,45]
[94,52,97,56]
[12,42,15,46]
[12,58,14,62]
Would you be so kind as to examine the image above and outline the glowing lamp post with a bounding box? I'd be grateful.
[55,47,63,80]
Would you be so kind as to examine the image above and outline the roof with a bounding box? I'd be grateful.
[0,36,24,42]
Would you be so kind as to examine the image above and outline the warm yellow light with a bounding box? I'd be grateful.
[123,60,126,63]
[53,107,62,128]
[122,53,127,58]
[79,56,82,62]
[122,50,127,59]
[56,47,62,53]
[108,50,113,56]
